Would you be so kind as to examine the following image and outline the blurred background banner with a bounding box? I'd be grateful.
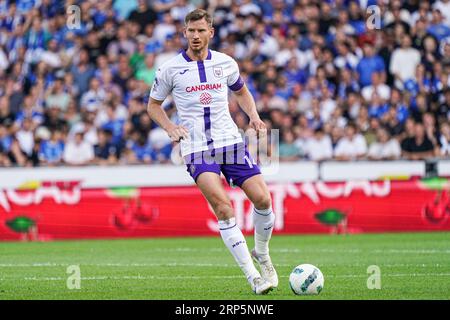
[1,165,449,241]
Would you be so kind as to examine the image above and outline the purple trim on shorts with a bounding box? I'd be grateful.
[181,50,192,62]
[228,76,244,91]
[197,61,207,83]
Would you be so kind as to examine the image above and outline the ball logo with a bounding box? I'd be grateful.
[200,92,212,105]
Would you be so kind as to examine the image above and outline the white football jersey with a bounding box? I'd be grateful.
[150,49,244,157]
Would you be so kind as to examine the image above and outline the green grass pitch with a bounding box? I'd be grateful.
[0,232,449,300]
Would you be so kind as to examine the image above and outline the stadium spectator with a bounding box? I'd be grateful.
[0,124,11,154]
[38,129,64,166]
[368,128,402,160]
[15,117,34,157]
[401,122,437,160]
[423,112,440,147]
[63,131,94,166]
[384,0,411,34]
[0,142,7,166]
[336,67,360,102]
[107,24,137,60]
[170,0,196,23]
[439,122,450,157]
[153,12,177,45]
[64,100,81,128]
[135,53,157,86]
[94,129,119,165]
[81,78,106,110]
[388,89,409,124]
[304,127,333,161]
[279,129,303,162]
[148,126,172,163]
[113,0,137,21]
[421,35,440,74]
[427,8,450,42]
[126,132,153,164]
[435,87,450,122]
[45,78,71,112]
[333,123,368,161]
[26,137,42,167]
[433,0,450,26]
[361,72,391,103]
[15,95,44,130]
[42,105,68,132]
[356,41,386,87]
[128,0,158,34]
[84,31,103,66]
[384,106,405,138]
[70,49,95,97]
[0,96,15,127]
[390,34,421,89]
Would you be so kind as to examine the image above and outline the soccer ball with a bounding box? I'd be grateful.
[289,264,324,295]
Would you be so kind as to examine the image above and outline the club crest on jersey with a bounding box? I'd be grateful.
[213,67,223,78]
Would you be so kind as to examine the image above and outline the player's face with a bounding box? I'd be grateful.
[184,18,214,53]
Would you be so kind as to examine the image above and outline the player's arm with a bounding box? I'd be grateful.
[147,98,189,142]
[232,84,266,133]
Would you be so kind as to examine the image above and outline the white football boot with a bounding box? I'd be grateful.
[251,277,273,295]
[251,249,279,288]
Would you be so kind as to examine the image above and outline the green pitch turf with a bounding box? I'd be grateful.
[0,232,449,300]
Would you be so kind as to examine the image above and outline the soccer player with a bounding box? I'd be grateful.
[147,9,277,294]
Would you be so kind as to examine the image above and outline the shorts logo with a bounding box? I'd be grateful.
[200,92,212,105]
[213,67,223,78]
[190,164,196,175]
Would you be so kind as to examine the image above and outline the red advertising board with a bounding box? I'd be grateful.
[0,178,449,241]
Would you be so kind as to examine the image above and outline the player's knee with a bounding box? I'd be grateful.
[214,202,234,220]
[253,193,272,210]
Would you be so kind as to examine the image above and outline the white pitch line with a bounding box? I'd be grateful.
[0,248,447,257]
[145,248,450,254]
[0,262,448,268]
[1,273,450,282]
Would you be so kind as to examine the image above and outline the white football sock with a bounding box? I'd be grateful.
[253,207,275,257]
[219,218,260,284]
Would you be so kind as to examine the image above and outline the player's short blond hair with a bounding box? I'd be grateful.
[185,9,213,28]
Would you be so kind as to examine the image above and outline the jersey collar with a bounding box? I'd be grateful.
[182,49,212,62]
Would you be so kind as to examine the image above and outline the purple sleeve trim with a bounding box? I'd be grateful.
[228,76,245,91]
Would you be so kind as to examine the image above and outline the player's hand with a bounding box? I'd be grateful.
[249,117,267,137]
[167,125,189,142]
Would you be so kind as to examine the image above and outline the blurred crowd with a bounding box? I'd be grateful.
[0,0,449,167]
